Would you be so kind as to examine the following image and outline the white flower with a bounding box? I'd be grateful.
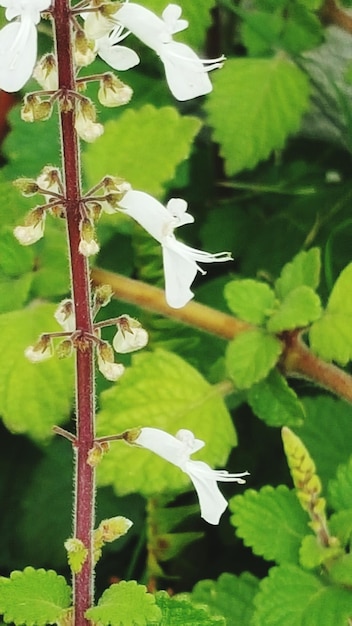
[0,0,51,92]
[98,73,133,107]
[134,427,249,525]
[96,28,140,71]
[25,343,52,363]
[115,3,224,100]
[79,238,100,256]
[97,355,125,381]
[75,100,104,143]
[13,218,45,245]
[113,315,148,353]
[54,299,76,332]
[118,190,232,308]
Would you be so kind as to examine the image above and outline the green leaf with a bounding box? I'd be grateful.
[83,105,201,197]
[299,534,343,569]
[266,286,321,332]
[225,329,282,389]
[274,248,321,299]
[206,57,310,175]
[282,4,323,55]
[191,572,259,626]
[85,581,161,626]
[0,567,71,626]
[329,554,352,587]
[154,532,204,562]
[97,350,236,497]
[309,263,352,364]
[298,396,352,490]
[252,564,352,626]
[30,224,69,298]
[230,485,309,564]
[224,279,276,325]
[241,11,283,56]
[247,369,305,427]
[0,273,33,314]
[0,229,34,277]
[155,591,225,626]
[0,303,74,440]
[328,456,352,511]
[329,509,352,546]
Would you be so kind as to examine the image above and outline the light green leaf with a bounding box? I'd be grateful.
[224,279,276,325]
[329,554,352,587]
[156,591,225,626]
[0,229,34,277]
[0,273,33,314]
[247,369,305,427]
[0,567,71,626]
[0,303,74,440]
[329,509,352,546]
[298,396,352,490]
[83,105,201,197]
[241,11,283,56]
[299,534,343,569]
[30,223,69,298]
[309,262,352,364]
[328,456,352,511]
[191,572,259,626]
[252,564,352,626]
[97,350,236,497]
[230,485,309,564]
[85,581,161,626]
[275,248,321,299]
[155,532,204,562]
[206,57,310,175]
[266,286,321,332]
[225,329,283,389]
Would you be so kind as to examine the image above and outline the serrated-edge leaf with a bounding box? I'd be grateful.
[206,56,310,175]
[0,567,71,626]
[226,329,282,389]
[266,285,321,332]
[224,279,276,324]
[275,248,321,299]
[247,369,305,427]
[230,485,309,564]
[155,591,225,626]
[85,580,162,626]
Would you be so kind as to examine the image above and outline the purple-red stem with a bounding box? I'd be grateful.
[52,2,95,624]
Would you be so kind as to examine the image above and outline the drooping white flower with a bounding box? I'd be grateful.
[0,0,51,92]
[83,10,139,71]
[134,427,249,525]
[13,219,45,245]
[79,238,100,257]
[113,315,148,353]
[97,342,125,381]
[114,3,224,100]
[118,190,232,308]
[54,299,76,332]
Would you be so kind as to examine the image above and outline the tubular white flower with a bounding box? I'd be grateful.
[118,190,232,308]
[97,355,125,381]
[114,3,224,100]
[54,299,76,332]
[79,238,100,256]
[0,0,51,92]
[112,315,148,353]
[134,427,249,525]
[13,218,45,245]
[96,28,140,71]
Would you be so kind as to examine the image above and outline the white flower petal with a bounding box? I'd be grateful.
[160,41,213,101]
[135,427,186,465]
[0,19,37,92]
[116,2,168,51]
[98,39,140,71]
[162,242,197,308]
[118,189,173,243]
[162,4,188,34]
[166,198,194,227]
[184,459,228,525]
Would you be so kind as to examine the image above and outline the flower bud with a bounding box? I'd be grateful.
[84,3,121,39]
[98,73,133,107]
[87,441,110,468]
[13,178,39,196]
[94,284,113,308]
[56,340,73,359]
[25,336,52,362]
[36,166,62,195]
[14,208,46,246]
[97,342,125,381]
[79,218,99,256]
[75,99,104,143]
[21,94,53,122]
[54,299,75,332]
[74,29,96,67]
[103,176,131,194]
[113,315,148,353]
[33,54,58,90]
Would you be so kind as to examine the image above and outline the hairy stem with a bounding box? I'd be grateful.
[53,2,95,623]
[92,268,352,403]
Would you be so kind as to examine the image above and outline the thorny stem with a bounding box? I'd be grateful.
[91,268,352,404]
[52,1,96,624]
